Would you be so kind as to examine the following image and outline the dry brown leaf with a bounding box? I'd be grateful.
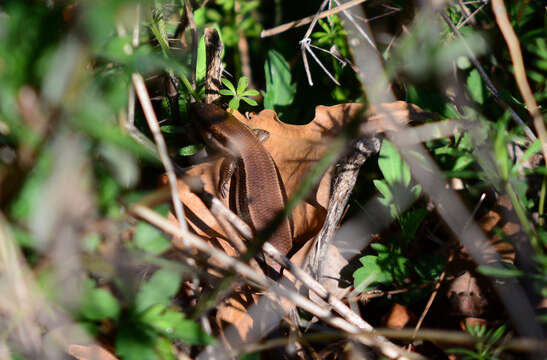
[67,344,118,360]
[383,303,413,329]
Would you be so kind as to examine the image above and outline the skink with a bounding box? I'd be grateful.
[190,103,292,276]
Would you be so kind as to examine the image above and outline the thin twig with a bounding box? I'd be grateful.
[264,242,377,333]
[439,11,536,142]
[261,0,367,38]
[456,1,487,29]
[239,328,547,354]
[412,251,455,339]
[130,204,422,360]
[491,0,547,165]
[131,74,188,237]
[333,0,375,49]
[299,0,330,86]
[122,4,160,157]
[302,39,341,86]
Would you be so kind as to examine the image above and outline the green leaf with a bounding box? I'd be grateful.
[237,76,249,94]
[399,208,428,240]
[154,335,175,360]
[373,179,393,202]
[228,96,240,111]
[10,151,52,220]
[240,352,261,360]
[136,269,181,312]
[414,255,446,281]
[241,96,257,106]
[134,221,171,255]
[452,154,475,172]
[80,277,120,321]
[221,77,236,93]
[196,35,207,84]
[378,140,411,187]
[140,304,215,345]
[219,89,234,96]
[241,89,260,97]
[477,264,524,278]
[370,242,389,254]
[353,255,393,289]
[494,122,510,180]
[410,184,422,201]
[263,50,296,110]
[353,242,411,291]
[467,68,484,104]
[179,144,204,157]
[115,324,160,360]
[512,139,542,174]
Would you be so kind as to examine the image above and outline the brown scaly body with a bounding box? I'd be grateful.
[190,103,292,276]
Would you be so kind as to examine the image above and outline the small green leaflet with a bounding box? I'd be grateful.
[263,50,296,110]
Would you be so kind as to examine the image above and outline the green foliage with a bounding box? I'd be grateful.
[80,277,121,321]
[136,268,181,312]
[353,243,410,289]
[139,304,214,345]
[311,16,348,56]
[374,140,422,218]
[263,50,296,111]
[219,76,259,111]
[134,221,172,255]
[193,0,261,48]
[448,324,508,360]
[353,242,445,293]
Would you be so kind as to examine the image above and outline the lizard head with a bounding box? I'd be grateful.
[189,103,239,156]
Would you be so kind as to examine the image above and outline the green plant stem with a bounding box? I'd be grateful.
[178,71,200,101]
[505,181,541,253]
[539,175,546,227]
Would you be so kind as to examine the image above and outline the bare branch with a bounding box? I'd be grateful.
[261,0,368,38]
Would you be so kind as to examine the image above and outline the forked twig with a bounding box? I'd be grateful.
[298,0,375,86]
[456,0,488,29]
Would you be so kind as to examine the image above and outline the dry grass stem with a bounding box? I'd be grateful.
[491,0,547,162]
